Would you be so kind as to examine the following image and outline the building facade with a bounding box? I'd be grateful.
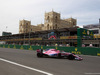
[19,20,42,33]
[19,11,77,33]
[43,11,77,30]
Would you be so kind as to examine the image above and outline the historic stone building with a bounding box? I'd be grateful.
[19,11,77,33]
[43,11,77,30]
[19,20,42,34]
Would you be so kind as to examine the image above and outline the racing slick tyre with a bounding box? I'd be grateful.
[57,53,61,58]
[37,53,43,57]
[40,49,43,53]
[68,54,75,60]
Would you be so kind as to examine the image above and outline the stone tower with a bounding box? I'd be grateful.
[19,20,31,33]
[64,18,77,26]
[44,11,60,30]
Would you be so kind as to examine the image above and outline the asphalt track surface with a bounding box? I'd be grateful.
[0,48,100,75]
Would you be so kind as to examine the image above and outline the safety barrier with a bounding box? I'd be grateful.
[0,44,100,56]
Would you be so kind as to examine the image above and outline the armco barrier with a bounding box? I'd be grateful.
[0,44,100,56]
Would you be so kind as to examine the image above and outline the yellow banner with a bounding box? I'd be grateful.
[60,36,77,39]
[0,38,42,41]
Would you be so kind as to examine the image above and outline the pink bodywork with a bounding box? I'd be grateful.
[37,49,41,53]
[43,49,60,55]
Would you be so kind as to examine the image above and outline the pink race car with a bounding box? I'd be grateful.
[36,49,83,60]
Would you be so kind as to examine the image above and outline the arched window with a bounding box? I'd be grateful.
[47,16,49,19]
[55,24,57,29]
[46,16,49,23]
[47,24,49,30]
[26,23,28,25]
[26,23,28,28]
[55,16,57,19]
[53,26,54,29]
[55,16,57,22]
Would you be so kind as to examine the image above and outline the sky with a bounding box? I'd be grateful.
[0,0,100,36]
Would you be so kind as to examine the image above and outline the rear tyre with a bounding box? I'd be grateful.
[37,53,43,57]
[68,55,75,60]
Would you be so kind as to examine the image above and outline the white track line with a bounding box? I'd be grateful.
[85,73,100,74]
[80,55,100,58]
[0,58,53,75]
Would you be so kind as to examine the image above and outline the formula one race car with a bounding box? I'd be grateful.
[36,49,83,60]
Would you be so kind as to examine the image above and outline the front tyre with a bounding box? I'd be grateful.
[37,53,43,57]
[57,53,61,58]
[68,55,75,60]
